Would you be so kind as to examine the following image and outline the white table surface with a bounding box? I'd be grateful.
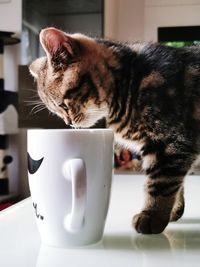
[0,174,200,267]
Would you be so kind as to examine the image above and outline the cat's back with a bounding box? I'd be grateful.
[179,46,200,95]
[130,42,200,92]
[131,42,200,71]
[129,42,200,131]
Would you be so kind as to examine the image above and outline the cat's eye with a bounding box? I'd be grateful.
[59,103,68,110]
[64,88,79,99]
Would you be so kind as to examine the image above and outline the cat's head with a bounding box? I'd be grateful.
[29,27,114,128]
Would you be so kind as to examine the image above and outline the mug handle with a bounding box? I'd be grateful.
[62,158,86,233]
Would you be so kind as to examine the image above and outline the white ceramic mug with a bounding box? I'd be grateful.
[27,129,113,247]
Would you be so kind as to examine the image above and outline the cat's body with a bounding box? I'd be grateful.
[30,28,200,234]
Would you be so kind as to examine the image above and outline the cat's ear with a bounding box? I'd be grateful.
[40,27,78,71]
[29,57,46,79]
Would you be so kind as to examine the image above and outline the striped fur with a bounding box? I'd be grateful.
[30,28,200,234]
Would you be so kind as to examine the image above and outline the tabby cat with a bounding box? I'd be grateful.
[29,27,200,234]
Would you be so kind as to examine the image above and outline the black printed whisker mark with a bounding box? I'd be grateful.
[33,202,44,220]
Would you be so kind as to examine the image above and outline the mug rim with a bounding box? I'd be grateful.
[27,128,113,133]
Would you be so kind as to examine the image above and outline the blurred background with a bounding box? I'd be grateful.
[1,0,200,206]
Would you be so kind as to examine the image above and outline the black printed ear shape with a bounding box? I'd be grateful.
[40,27,79,71]
[28,153,44,174]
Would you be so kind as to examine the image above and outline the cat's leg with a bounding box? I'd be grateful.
[133,175,184,234]
[132,151,191,234]
[170,186,185,222]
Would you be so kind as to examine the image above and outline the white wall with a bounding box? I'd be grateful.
[104,0,118,40]
[104,0,145,41]
[0,0,21,33]
[105,0,200,42]
[118,0,144,42]
[0,0,22,91]
[144,0,200,41]
[0,0,22,195]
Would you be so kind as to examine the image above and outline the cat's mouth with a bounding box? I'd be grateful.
[63,115,72,125]
[57,103,73,125]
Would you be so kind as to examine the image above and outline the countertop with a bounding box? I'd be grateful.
[0,174,200,267]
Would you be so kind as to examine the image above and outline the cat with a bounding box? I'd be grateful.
[29,27,200,234]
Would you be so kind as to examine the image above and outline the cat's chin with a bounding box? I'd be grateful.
[63,119,89,129]
[62,115,72,125]
[70,123,93,129]
[69,119,101,129]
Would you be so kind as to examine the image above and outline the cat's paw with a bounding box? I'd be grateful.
[132,210,169,234]
[170,205,184,222]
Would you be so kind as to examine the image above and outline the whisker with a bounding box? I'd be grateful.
[28,95,40,99]
[32,106,47,114]
[21,89,39,98]
[24,99,42,103]
[21,88,37,93]
[29,103,46,114]
[26,103,44,108]
[29,106,46,115]
[31,103,45,110]
[24,100,45,107]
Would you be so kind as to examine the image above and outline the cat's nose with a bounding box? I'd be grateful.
[63,116,72,125]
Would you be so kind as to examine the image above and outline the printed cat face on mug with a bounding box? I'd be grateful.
[29,27,115,128]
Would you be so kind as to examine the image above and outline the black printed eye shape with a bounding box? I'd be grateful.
[28,153,44,174]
